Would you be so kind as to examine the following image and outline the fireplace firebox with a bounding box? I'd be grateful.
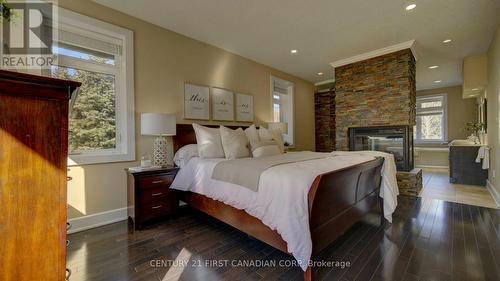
[348,125,413,171]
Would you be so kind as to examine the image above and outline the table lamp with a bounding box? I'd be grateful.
[141,113,176,166]
[268,122,288,135]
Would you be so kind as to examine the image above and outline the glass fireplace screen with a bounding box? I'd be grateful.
[348,126,413,171]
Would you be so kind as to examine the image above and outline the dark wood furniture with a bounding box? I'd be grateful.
[173,124,385,281]
[0,70,80,281]
[127,166,180,230]
[449,145,488,185]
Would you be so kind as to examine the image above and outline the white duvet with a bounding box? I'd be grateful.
[170,152,398,271]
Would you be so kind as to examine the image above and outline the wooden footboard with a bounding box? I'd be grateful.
[307,157,384,257]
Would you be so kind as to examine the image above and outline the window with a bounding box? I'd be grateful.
[414,94,447,143]
[52,8,135,165]
[271,76,294,145]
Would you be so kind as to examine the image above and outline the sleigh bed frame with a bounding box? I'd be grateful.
[173,124,384,280]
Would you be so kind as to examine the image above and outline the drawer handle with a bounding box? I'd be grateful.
[151,180,163,184]
[67,176,73,181]
[151,192,163,196]
[66,268,72,281]
[152,205,163,209]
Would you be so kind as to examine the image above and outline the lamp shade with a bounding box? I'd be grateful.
[141,113,176,136]
[268,122,288,134]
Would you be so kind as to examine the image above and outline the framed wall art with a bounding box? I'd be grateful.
[235,93,254,122]
[212,87,234,121]
[184,83,210,120]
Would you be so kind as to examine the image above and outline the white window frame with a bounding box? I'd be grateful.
[415,93,448,144]
[57,8,135,165]
[270,76,294,146]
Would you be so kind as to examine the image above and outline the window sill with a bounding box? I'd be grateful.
[68,152,135,166]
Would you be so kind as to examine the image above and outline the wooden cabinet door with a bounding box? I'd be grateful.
[0,93,69,281]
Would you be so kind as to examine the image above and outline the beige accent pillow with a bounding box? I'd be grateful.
[220,126,250,159]
[258,127,285,153]
[250,140,282,158]
[244,124,260,144]
[192,123,225,158]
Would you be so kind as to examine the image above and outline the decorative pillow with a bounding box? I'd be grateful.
[250,140,282,158]
[173,144,198,168]
[192,123,225,158]
[244,124,260,144]
[258,127,285,153]
[220,126,250,159]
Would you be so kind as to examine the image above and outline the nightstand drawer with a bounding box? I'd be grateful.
[140,187,169,204]
[140,202,174,220]
[139,174,174,189]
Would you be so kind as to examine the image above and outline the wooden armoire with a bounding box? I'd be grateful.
[0,70,80,281]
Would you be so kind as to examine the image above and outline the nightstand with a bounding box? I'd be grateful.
[126,166,180,230]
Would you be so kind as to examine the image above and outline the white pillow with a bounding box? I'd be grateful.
[258,127,285,153]
[173,144,198,168]
[250,140,282,158]
[220,126,250,159]
[192,123,225,158]
[244,125,260,144]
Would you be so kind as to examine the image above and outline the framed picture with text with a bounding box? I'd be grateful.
[212,87,234,121]
[184,83,210,120]
[235,93,254,122]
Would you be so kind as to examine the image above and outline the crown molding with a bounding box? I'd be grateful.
[330,40,418,69]
[314,78,335,86]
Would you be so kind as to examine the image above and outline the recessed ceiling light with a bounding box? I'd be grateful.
[443,39,452,43]
[290,49,298,54]
[317,72,323,76]
[405,4,417,10]
[434,80,442,83]
[428,65,439,69]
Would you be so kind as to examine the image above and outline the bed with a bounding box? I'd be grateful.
[172,124,387,281]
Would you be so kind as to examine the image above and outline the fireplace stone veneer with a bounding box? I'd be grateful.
[335,49,416,151]
[334,48,421,196]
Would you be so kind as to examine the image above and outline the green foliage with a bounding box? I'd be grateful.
[0,0,12,22]
[463,121,485,136]
[52,58,116,151]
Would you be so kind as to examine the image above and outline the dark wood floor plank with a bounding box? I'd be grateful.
[67,197,500,281]
[463,204,487,281]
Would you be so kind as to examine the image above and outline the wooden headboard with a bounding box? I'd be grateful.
[173,124,250,153]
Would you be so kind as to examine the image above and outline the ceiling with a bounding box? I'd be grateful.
[94,0,500,90]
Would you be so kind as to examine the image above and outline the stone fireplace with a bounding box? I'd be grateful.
[333,48,422,196]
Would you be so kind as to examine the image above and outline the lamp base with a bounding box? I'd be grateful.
[153,136,169,166]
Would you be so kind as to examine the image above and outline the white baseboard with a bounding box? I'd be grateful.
[67,207,128,234]
[486,179,500,208]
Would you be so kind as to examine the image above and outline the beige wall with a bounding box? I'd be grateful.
[417,85,477,142]
[487,23,500,194]
[60,0,315,219]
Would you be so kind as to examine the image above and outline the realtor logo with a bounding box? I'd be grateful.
[1,1,57,69]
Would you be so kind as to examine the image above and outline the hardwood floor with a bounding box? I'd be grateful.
[67,196,500,281]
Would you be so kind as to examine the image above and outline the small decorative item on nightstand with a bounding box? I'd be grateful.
[141,113,177,166]
[126,166,180,230]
